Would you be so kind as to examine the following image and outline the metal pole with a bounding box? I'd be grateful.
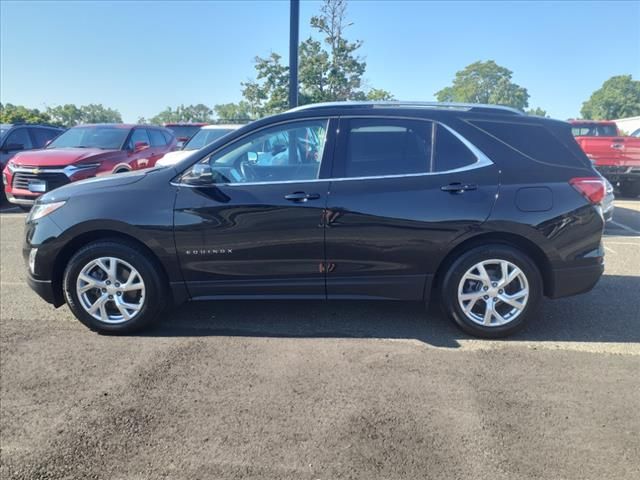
[289,0,299,108]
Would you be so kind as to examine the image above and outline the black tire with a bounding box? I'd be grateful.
[63,240,167,334]
[619,181,640,198]
[441,244,542,338]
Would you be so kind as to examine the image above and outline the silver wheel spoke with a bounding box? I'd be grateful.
[458,258,529,328]
[76,256,145,324]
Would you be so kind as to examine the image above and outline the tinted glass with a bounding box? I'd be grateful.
[49,127,128,150]
[167,125,201,140]
[184,120,328,184]
[184,128,234,150]
[148,129,167,147]
[30,128,60,147]
[473,121,576,166]
[340,119,432,178]
[128,128,151,149]
[161,130,174,144]
[571,124,618,137]
[433,125,477,171]
[4,128,33,150]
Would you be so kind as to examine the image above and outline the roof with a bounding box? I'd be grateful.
[73,123,168,129]
[568,119,617,125]
[201,124,244,130]
[289,101,525,116]
[164,123,208,127]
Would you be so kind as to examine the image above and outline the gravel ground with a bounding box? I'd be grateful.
[1,199,639,480]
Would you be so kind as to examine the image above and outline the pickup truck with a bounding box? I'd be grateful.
[570,120,640,197]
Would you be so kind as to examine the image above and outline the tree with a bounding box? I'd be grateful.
[46,104,83,126]
[581,75,640,120]
[222,0,392,118]
[435,60,529,110]
[526,107,548,117]
[0,103,51,124]
[213,101,252,122]
[79,104,122,124]
[149,104,214,124]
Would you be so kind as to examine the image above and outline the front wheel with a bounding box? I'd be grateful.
[441,245,542,338]
[63,240,167,334]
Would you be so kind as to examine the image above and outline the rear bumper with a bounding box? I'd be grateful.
[595,166,640,183]
[547,262,604,299]
[26,273,63,307]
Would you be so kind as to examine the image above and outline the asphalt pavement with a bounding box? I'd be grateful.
[1,199,639,479]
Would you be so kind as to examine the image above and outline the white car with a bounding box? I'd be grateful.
[156,124,242,166]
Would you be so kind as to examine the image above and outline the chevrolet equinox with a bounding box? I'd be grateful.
[23,102,606,337]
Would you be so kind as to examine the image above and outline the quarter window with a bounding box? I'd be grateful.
[183,119,329,185]
[433,124,478,172]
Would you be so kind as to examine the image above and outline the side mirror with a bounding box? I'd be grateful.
[191,163,213,182]
[134,141,149,153]
[247,152,258,163]
[5,143,24,152]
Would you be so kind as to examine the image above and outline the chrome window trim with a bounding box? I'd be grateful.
[175,115,494,188]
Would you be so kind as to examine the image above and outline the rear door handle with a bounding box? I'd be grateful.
[441,182,477,194]
[284,192,321,202]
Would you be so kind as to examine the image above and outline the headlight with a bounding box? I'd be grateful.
[28,201,66,221]
[6,161,16,173]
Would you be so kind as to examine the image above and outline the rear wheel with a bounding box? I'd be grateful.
[619,180,640,198]
[441,244,542,338]
[63,240,166,334]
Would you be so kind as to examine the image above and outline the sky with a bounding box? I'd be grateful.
[1,0,639,122]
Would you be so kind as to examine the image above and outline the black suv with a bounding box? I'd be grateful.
[23,102,606,337]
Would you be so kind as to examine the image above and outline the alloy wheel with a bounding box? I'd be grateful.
[457,259,529,327]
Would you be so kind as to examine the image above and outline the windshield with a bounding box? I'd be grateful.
[571,124,618,137]
[47,126,129,150]
[166,125,202,141]
[183,128,234,151]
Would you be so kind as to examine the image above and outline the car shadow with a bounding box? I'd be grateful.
[141,273,640,348]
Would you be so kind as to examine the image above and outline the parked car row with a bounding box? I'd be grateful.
[2,122,244,208]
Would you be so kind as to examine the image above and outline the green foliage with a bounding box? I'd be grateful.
[148,104,213,125]
[0,103,51,124]
[222,0,392,118]
[581,75,640,120]
[526,107,548,117]
[436,60,529,110]
[213,101,253,122]
[46,103,122,127]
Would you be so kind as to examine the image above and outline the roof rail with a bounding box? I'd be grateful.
[288,101,524,116]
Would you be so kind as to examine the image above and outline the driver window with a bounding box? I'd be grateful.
[183,119,329,185]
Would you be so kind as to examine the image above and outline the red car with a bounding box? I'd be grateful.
[571,120,640,197]
[3,124,176,208]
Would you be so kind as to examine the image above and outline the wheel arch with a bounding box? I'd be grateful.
[51,230,172,307]
[431,231,553,299]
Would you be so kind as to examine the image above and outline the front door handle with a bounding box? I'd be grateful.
[441,182,478,194]
[284,192,321,202]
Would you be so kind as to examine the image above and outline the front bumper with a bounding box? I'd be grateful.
[26,273,63,307]
[6,192,37,206]
[547,261,604,299]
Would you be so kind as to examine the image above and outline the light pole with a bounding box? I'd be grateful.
[289,0,299,109]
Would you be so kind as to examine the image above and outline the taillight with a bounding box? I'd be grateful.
[569,177,606,204]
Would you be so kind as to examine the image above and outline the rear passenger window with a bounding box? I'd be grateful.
[148,129,167,147]
[340,119,432,178]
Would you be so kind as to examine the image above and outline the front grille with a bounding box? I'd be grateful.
[12,171,70,192]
